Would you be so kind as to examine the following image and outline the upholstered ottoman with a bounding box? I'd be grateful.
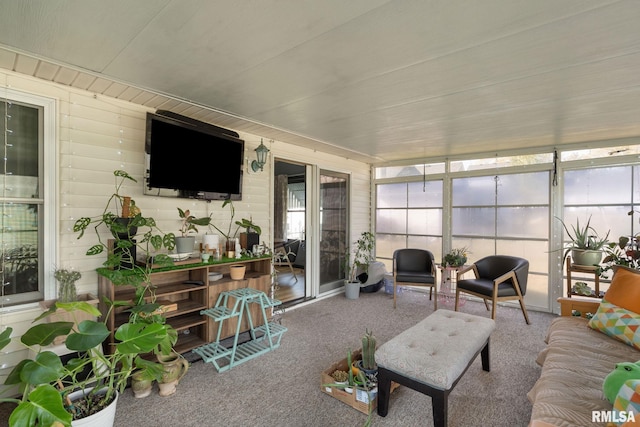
[375,309,496,427]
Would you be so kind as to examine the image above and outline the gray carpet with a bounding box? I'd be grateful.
[112,288,554,427]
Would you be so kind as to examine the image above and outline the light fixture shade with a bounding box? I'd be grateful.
[251,139,270,172]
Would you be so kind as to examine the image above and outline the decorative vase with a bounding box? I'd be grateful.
[230,264,246,280]
[157,351,189,385]
[226,239,236,258]
[158,379,179,397]
[131,372,153,399]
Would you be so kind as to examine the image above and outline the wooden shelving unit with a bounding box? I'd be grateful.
[98,256,272,355]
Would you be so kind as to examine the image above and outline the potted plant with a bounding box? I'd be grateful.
[0,298,173,426]
[210,199,241,257]
[236,217,261,251]
[356,329,377,378]
[442,247,469,267]
[175,207,211,255]
[557,215,610,266]
[343,232,376,299]
[73,170,175,272]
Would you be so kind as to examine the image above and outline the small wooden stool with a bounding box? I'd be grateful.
[375,309,495,427]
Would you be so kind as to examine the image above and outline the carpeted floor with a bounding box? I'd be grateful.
[0,287,555,427]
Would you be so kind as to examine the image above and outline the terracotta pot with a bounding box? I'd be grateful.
[230,265,246,280]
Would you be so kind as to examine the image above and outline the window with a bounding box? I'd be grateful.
[0,90,55,307]
[376,180,443,270]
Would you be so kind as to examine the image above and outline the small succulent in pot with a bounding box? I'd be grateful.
[331,370,349,383]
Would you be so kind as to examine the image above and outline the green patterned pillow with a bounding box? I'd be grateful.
[588,299,640,351]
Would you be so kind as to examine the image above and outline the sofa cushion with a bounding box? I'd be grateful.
[604,266,640,314]
[528,316,640,426]
[589,300,640,351]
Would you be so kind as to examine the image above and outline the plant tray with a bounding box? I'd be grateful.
[320,349,398,415]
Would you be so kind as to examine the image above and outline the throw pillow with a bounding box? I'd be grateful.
[612,379,640,426]
[604,266,640,314]
[588,300,640,350]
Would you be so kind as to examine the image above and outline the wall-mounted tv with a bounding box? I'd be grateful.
[144,111,244,201]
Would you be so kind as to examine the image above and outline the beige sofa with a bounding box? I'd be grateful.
[528,297,640,427]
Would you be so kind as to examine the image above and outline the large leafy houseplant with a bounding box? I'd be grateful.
[0,169,181,425]
[0,299,173,426]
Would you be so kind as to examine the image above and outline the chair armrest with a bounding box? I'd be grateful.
[493,270,517,286]
[456,264,476,280]
[557,297,601,317]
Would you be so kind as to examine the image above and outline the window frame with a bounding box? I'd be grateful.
[0,88,56,309]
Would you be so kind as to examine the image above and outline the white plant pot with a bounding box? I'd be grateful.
[571,249,603,267]
[345,281,360,300]
[69,388,118,427]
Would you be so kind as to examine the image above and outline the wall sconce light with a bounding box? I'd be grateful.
[251,139,270,172]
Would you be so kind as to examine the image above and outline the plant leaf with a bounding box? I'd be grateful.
[64,320,110,352]
[19,352,64,385]
[21,322,73,347]
[114,322,167,354]
[9,384,71,427]
[0,327,13,351]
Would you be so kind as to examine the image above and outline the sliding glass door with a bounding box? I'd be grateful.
[319,170,348,294]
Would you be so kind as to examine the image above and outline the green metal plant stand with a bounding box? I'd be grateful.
[194,287,286,372]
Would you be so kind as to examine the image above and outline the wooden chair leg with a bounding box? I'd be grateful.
[519,298,531,325]
[433,285,437,310]
[454,289,460,312]
[490,298,497,319]
[483,299,490,311]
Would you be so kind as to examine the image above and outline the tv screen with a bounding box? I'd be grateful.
[144,112,244,201]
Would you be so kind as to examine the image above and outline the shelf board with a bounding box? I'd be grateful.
[167,312,207,330]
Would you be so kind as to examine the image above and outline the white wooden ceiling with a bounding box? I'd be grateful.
[0,0,639,164]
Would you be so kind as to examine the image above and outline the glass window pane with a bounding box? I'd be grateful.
[497,207,549,239]
[564,166,631,205]
[496,239,548,273]
[454,238,494,264]
[407,209,442,235]
[407,236,441,262]
[452,176,496,206]
[497,172,549,205]
[1,203,39,296]
[376,234,406,259]
[376,209,406,234]
[376,183,407,208]
[408,180,443,208]
[452,207,495,236]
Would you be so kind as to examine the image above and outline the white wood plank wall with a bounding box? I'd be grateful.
[0,69,371,394]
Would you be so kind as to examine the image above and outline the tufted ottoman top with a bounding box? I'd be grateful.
[375,309,495,390]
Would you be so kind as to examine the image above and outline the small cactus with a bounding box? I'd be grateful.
[331,370,349,382]
[361,329,377,370]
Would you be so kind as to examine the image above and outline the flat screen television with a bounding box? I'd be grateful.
[144,111,244,201]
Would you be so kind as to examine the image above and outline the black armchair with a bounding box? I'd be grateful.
[455,255,530,324]
[392,249,437,309]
